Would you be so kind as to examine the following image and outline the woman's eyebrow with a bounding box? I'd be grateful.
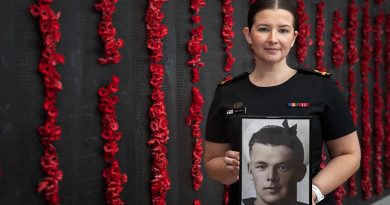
[254,24,292,28]
[255,24,270,27]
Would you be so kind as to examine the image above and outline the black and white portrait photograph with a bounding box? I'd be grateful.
[241,117,310,205]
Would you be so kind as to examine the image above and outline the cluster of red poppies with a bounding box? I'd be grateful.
[373,13,385,196]
[347,0,359,129]
[385,14,390,190]
[315,2,326,72]
[193,199,201,205]
[95,0,124,64]
[375,0,384,4]
[187,0,207,83]
[296,0,312,65]
[30,1,64,204]
[146,1,168,63]
[187,1,207,203]
[224,185,229,205]
[335,185,347,205]
[186,87,204,191]
[145,1,171,204]
[98,75,127,205]
[222,0,235,72]
[360,0,373,200]
[347,0,359,197]
[221,0,236,200]
[346,0,359,197]
[331,10,345,69]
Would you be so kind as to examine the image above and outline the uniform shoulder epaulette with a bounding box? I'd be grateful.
[218,72,249,86]
[297,67,332,78]
[313,69,332,78]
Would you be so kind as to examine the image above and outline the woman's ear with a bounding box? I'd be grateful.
[291,30,298,47]
[243,27,252,45]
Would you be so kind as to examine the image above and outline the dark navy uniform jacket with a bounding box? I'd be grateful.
[205,67,355,205]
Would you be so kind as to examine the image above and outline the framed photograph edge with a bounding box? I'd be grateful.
[239,115,312,205]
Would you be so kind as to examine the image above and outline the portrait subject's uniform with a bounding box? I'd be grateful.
[205,67,355,205]
[242,197,308,205]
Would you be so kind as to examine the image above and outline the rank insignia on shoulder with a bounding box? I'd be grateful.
[296,66,332,78]
[288,102,310,108]
[218,72,249,86]
[314,70,332,78]
[219,76,233,85]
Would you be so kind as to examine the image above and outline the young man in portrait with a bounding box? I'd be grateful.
[242,120,308,205]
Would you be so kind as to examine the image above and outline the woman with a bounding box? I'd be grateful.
[204,0,361,205]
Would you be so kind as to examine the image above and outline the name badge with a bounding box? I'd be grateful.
[226,107,246,115]
[227,100,246,115]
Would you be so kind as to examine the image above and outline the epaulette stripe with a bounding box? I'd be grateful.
[314,70,332,77]
[218,72,249,86]
[296,66,332,78]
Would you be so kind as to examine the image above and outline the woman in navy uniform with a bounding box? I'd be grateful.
[203,0,361,204]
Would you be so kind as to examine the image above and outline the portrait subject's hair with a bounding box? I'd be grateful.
[248,119,304,164]
[247,0,298,30]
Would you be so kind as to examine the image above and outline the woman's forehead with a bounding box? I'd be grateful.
[253,9,294,26]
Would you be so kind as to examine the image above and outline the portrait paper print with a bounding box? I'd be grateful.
[241,117,310,205]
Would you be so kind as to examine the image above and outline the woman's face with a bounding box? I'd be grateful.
[243,9,298,65]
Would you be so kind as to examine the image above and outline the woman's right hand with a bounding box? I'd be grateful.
[204,141,240,185]
[224,150,240,181]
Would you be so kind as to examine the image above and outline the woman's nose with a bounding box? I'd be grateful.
[268,30,278,43]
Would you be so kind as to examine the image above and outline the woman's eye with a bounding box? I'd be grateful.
[257,27,269,32]
[279,29,290,33]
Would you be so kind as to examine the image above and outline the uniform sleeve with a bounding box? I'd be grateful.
[322,78,356,141]
[205,86,229,143]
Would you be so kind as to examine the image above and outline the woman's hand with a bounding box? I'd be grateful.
[224,150,240,181]
[204,141,240,185]
[312,191,316,205]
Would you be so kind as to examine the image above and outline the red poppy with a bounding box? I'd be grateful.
[375,0,384,4]
[296,0,311,64]
[360,0,373,199]
[146,1,171,203]
[31,1,65,203]
[95,0,123,64]
[194,199,201,205]
[222,0,235,72]
[385,14,390,190]
[224,185,229,205]
[373,13,385,195]
[331,11,346,68]
[345,3,359,196]
[98,77,127,204]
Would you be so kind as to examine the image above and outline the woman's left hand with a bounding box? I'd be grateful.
[312,191,316,205]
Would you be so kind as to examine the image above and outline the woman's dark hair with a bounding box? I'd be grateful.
[248,0,298,31]
[248,120,304,164]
